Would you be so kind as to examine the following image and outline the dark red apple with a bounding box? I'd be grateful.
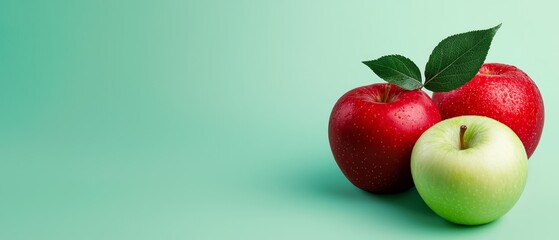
[328,83,441,193]
[432,63,544,158]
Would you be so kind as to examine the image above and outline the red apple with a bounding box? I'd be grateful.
[432,63,544,158]
[328,83,441,193]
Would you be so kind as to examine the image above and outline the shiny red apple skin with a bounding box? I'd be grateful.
[328,83,441,193]
[432,63,544,158]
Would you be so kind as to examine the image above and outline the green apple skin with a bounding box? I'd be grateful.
[411,115,528,225]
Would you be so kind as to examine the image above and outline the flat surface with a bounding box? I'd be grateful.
[1,1,558,239]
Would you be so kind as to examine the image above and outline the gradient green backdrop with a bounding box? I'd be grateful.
[1,1,557,239]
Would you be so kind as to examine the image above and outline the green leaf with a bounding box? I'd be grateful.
[362,55,422,90]
[424,24,501,92]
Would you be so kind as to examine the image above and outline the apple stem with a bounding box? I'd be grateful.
[460,125,467,150]
[383,83,391,103]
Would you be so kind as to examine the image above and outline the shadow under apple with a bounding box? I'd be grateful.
[275,154,499,234]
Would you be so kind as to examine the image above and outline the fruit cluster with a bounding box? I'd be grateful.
[328,25,544,225]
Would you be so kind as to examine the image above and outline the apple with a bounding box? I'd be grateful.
[432,63,544,158]
[328,83,441,193]
[411,115,528,225]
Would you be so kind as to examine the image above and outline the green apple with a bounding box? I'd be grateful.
[411,115,528,225]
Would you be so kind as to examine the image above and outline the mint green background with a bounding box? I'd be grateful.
[1,1,557,239]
